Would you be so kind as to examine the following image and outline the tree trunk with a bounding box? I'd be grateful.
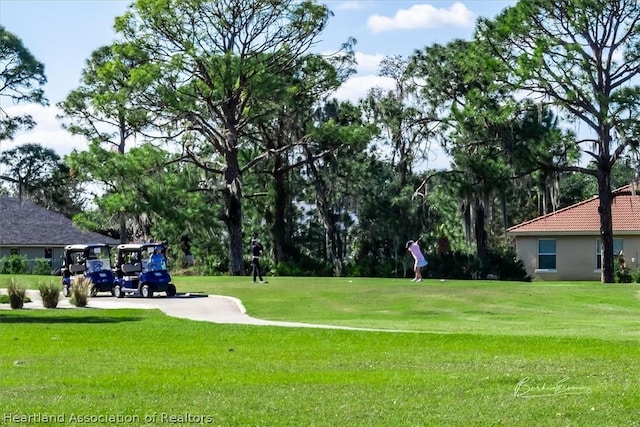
[597,165,614,283]
[224,150,244,276]
[305,147,342,276]
[461,200,472,246]
[119,215,127,243]
[475,198,488,260]
[395,129,409,188]
[316,183,341,276]
[118,118,127,243]
[501,192,508,231]
[18,177,24,202]
[272,154,289,265]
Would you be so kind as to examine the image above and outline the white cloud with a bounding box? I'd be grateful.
[331,74,396,103]
[1,104,88,158]
[367,2,476,33]
[354,52,385,74]
[320,50,385,74]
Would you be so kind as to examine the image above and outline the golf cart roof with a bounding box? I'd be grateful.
[116,243,163,251]
[64,243,111,251]
[116,243,144,251]
[141,242,164,249]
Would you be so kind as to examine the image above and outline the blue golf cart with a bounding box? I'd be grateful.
[112,243,177,298]
[61,244,115,297]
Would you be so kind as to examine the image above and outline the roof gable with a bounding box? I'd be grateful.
[0,197,119,246]
[507,185,640,235]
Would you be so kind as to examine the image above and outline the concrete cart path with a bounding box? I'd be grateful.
[2,290,398,332]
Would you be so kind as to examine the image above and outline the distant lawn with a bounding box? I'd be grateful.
[2,275,640,426]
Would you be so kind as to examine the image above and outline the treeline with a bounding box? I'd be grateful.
[2,1,640,281]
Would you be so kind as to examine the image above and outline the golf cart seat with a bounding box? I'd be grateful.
[121,263,142,275]
[69,264,86,274]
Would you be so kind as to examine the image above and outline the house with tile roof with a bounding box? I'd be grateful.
[507,184,640,280]
[0,197,118,271]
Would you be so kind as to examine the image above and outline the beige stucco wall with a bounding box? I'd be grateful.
[515,235,640,281]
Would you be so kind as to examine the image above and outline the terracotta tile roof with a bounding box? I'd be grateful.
[507,185,640,235]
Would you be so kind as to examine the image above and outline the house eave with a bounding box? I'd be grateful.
[0,243,71,247]
[507,230,640,236]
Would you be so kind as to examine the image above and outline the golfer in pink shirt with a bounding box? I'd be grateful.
[406,240,428,282]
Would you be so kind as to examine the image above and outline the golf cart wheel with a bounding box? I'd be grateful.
[90,285,98,297]
[166,283,176,297]
[114,285,124,299]
[62,286,70,298]
[141,284,153,298]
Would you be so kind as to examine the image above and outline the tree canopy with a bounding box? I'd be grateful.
[478,0,640,282]
[13,0,640,282]
[0,25,47,140]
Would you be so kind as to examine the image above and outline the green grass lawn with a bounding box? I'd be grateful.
[1,275,640,426]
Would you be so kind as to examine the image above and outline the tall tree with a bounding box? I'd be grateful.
[410,39,577,259]
[0,143,60,201]
[0,25,47,141]
[113,0,339,275]
[302,100,374,276]
[409,39,518,259]
[28,160,85,218]
[363,55,436,187]
[248,51,355,267]
[501,102,580,227]
[348,158,437,278]
[478,0,640,282]
[58,44,153,241]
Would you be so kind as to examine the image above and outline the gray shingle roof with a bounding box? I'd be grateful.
[0,197,119,246]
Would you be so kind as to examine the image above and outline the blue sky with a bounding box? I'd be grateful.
[1,0,515,167]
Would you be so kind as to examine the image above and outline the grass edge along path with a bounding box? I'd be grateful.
[181,276,640,341]
[5,275,640,340]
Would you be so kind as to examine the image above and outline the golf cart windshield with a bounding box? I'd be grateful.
[147,254,166,272]
[86,258,111,273]
[141,245,166,272]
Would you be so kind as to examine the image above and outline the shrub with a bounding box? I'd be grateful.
[344,258,397,278]
[32,258,53,276]
[424,251,475,280]
[7,278,27,309]
[481,248,532,282]
[614,258,632,283]
[38,281,62,308]
[273,261,305,277]
[0,292,30,305]
[0,255,28,275]
[70,277,90,307]
[195,254,229,276]
[424,248,531,282]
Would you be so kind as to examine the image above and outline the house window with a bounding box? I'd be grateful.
[538,239,556,270]
[595,238,624,270]
[44,248,53,266]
